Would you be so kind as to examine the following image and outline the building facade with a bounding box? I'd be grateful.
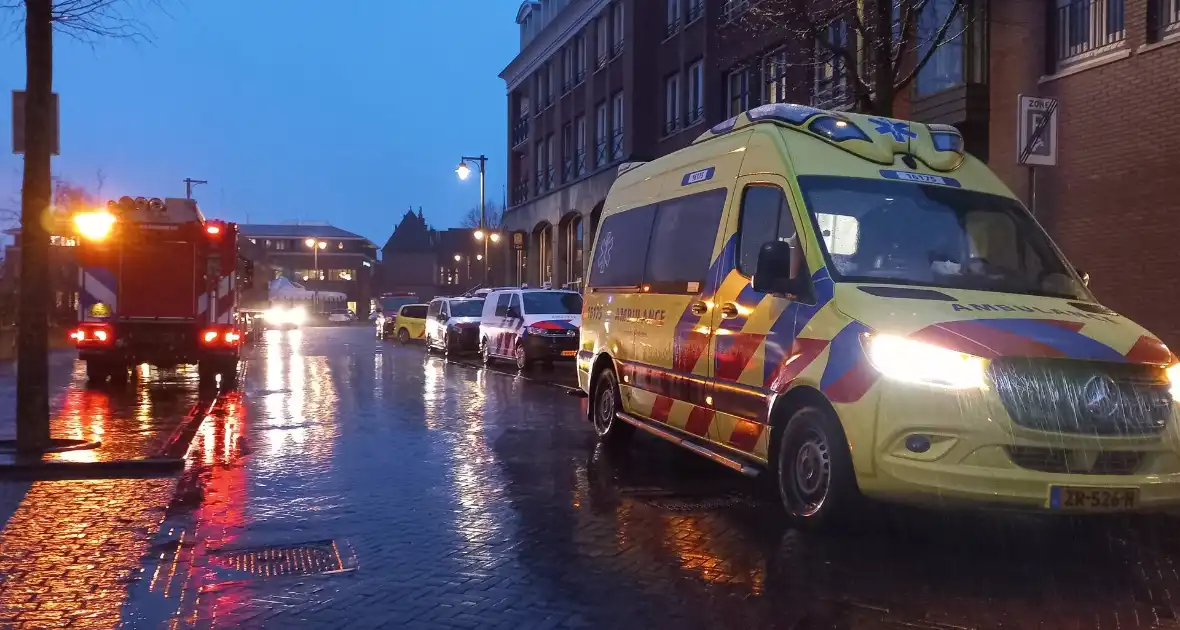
[501,0,1180,348]
[239,224,378,317]
[378,208,510,300]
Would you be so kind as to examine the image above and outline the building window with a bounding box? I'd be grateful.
[575,115,587,176]
[915,0,966,96]
[595,101,608,167]
[562,123,573,181]
[1149,0,1180,40]
[687,0,704,23]
[329,269,354,281]
[611,91,624,159]
[686,60,704,125]
[726,68,749,117]
[536,141,547,194]
[547,134,557,188]
[722,0,751,23]
[566,215,584,288]
[273,240,288,251]
[596,16,609,69]
[576,33,587,83]
[664,73,681,136]
[1051,0,1125,67]
[563,47,574,92]
[813,20,851,109]
[550,60,561,101]
[764,49,789,105]
[612,2,625,56]
[666,0,681,37]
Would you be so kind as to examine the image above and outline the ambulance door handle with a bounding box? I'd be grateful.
[719,303,739,319]
[690,301,709,316]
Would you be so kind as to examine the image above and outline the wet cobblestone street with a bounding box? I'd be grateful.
[4,327,1180,628]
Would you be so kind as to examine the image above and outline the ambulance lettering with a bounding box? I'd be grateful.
[951,302,1118,323]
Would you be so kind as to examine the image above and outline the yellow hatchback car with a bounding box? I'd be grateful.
[380,304,427,344]
[577,103,1180,528]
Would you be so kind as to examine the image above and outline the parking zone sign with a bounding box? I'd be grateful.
[1018,94,1058,166]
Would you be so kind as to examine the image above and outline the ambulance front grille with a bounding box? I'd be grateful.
[1006,446,1144,475]
[988,358,1173,436]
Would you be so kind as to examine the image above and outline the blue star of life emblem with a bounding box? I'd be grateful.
[868,117,919,142]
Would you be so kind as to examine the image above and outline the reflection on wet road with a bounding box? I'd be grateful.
[108,326,1180,629]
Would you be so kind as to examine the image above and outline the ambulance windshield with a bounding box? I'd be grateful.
[798,175,1092,301]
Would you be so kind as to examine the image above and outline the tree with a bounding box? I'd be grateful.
[723,0,968,117]
[2,0,161,451]
[459,200,504,231]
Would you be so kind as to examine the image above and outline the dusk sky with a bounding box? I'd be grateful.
[0,1,517,244]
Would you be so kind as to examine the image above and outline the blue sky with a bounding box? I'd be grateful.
[0,1,516,243]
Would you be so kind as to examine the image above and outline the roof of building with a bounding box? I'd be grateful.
[382,209,434,253]
[239,223,373,244]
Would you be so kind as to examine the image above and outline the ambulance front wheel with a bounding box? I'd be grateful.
[773,404,859,529]
[590,368,634,446]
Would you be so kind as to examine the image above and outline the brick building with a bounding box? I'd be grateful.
[378,208,510,300]
[500,0,1180,347]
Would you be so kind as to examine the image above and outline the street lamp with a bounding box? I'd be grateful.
[456,154,494,286]
[305,238,327,309]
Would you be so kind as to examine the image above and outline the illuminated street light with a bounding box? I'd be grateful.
[73,210,117,241]
[489,232,501,243]
[476,254,483,261]
[305,238,328,306]
[474,230,485,240]
[455,161,472,181]
[453,254,461,262]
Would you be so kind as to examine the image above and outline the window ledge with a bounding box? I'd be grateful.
[661,30,680,44]
[1138,30,1180,56]
[1039,46,1130,84]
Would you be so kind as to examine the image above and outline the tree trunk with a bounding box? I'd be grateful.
[17,0,54,452]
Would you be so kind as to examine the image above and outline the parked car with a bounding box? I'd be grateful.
[378,304,428,343]
[328,309,355,324]
[425,296,485,355]
[479,288,581,370]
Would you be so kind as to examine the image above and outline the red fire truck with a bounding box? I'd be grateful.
[69,196,245,388]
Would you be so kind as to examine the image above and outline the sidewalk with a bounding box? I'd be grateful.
[0,358,212,629]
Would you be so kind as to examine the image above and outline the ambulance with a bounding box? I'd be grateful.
[577,103,1180,528]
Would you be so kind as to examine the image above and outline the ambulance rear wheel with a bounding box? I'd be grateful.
[591,368,634,446]
[774,404,859,530]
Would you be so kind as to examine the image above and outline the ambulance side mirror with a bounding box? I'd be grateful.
[1076,268,1090,287]
[753,240,807,299]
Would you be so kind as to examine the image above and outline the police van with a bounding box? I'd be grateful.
[480,288,582,371]
[578,103,1180,527]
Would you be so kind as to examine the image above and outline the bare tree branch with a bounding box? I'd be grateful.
[2,0,165,43]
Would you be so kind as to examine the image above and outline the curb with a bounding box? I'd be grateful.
[0,457,185,480]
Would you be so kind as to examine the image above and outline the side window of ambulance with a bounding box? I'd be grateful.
[494,294,511,317]
[644,189,727,291]
[588,205,657,289]
[738,185,798,276]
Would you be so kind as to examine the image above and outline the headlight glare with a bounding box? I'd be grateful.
[1166,363,1180,399]
[866,334,986,389]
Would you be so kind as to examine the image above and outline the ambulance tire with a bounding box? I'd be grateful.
[773,404,859,530]
[590,368,634,447]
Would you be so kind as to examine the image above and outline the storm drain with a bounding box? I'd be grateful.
[638,493,757,513]
[207,540,353,579]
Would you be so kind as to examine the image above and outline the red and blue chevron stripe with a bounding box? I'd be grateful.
[910,318,1158,364]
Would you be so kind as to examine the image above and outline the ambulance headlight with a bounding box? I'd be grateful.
[865,334,986,389]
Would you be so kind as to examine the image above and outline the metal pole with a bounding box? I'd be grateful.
[1028,167,1037,215]
[313,244,319,311]
[479,155,488,286]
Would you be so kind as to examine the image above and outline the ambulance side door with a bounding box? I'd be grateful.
[709,174,804,461]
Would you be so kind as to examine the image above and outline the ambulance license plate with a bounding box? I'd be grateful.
[1049,486,1138,511]
[561,350,577,357]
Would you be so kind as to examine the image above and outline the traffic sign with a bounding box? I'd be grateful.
[1018,94,1057,166]
[512,231,525,251]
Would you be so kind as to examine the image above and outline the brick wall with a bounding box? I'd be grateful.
[990,0,1180,348]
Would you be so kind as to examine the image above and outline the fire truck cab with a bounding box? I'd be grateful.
[70,196,244,388]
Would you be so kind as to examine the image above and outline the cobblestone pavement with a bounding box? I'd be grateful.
[0,353,214,629]
[107,326,1180,630]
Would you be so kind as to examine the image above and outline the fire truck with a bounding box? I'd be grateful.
[69,196,246,388]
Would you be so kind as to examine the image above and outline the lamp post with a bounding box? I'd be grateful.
[305,238,327,311]
[456,155,496,286]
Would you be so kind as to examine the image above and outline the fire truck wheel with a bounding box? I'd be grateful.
[85,361,108,384]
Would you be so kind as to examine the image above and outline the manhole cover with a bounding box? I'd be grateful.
[640,493,756,512]
[207,540,353,578]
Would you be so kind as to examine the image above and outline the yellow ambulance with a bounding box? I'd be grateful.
[577,103,1180,528]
